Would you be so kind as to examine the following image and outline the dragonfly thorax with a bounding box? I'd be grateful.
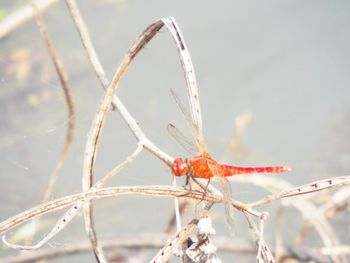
[171,158,190,176]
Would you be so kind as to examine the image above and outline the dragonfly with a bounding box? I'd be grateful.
[168,90,290,183]
[168,118,290,229]
[168,90,291,228]
[163,17,290,228]
[171,150,291,179]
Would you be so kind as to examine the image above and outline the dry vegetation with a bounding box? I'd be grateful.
[0,1,349,262]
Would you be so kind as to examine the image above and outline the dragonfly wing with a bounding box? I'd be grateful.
[163,17,203,140]
[167,123,198,155]
[206,160,235,231]
[170,89,205,152]
[217,175,235,230]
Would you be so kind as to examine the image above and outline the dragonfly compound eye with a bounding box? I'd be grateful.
[171,158,188,176]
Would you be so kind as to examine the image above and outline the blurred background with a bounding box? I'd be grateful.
[0,0,349,262]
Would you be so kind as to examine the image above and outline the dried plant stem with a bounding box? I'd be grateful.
[241,175,349,263]
[248,176,350,207]
[172,177,182,232]
[64,0,109,87]
[94,144,143,189]
[64,3,204,260]
[65,0,173,166]
[24,0,75,248]
[2,235,335,263]
[2,2,349,261]
[2,236,173,263]
[79,17,169,261]
[1,144,143,250]
[296,185,350,246]
[161,18,203,142]
[0,0,60,39]
[80,18,166,192]
[151,203,213,262]
[165,200,188,234]
[31,0,76,206]
[0,235,255,263]
[318,245,350,257]
[0,186,219,236]
[274,205,285,263]
[0,182,263,246]
[243,211,275,263]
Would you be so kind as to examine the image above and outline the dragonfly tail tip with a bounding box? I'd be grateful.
[285,166,292,172]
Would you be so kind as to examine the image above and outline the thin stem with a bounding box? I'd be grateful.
[31,0,76,207]
[0,0,60,39]
[0,186,220,236]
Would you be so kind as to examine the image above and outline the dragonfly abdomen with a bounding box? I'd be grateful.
[220,164,291,176]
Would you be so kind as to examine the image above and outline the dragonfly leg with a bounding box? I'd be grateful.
[201,178,211,202]
[176,176,193,197]
[203,178,211,194]
[185,175,191,188]
[190,177,211,203]
[191,177,210,192]
[192,179,211,216]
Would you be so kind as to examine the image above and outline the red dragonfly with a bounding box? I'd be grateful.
[167,89,291,227]
[164,17,290,227]
[168,116,290,184]
[168,117,290,228]
[171,151,291,179]
[168,91,290,183]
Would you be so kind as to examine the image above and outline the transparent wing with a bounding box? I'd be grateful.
[217,175,235,230]
[167,123,198,155]
[170,89,202,151]
[164,17,236,228]
[207,161,236,230]
[162,17,205,151]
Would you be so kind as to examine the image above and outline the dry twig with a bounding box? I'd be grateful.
[0,0,60,39]
[31,1,76,205]
[1,2,350,262]
[0,186,219,236]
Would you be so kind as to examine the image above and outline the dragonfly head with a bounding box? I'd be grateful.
[171,158,189,176]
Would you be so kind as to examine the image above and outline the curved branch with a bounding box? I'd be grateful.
[0,185,220,237]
